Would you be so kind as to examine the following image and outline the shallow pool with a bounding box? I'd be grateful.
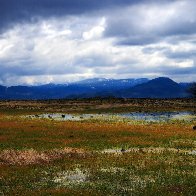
[119,111,196,122]
[26,111,196,122]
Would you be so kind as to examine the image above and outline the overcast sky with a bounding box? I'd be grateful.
[0,0,196,86]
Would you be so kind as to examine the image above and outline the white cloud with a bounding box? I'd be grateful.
[83,17,106,40]
[0,1,196,85]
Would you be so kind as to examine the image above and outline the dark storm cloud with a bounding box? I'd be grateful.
[0,0,150,33]
[0,0,184,41]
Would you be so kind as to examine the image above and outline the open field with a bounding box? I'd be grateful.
[0,98,195,114]
[0,98,196,195]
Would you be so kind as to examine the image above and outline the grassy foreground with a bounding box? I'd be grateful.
[0,99,195,195]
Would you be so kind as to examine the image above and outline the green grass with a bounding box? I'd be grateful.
[0,100,196,195]
[1,152,195,195]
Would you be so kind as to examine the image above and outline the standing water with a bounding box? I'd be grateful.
[26,111,196,122]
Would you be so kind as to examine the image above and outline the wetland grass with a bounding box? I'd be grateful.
[0,99,195,195]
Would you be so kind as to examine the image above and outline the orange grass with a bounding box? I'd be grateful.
[0,99,195,196]
[0,114,195,151]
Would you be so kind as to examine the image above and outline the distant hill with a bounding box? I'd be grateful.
[117,77,189,98]
[0,85,6,99]
[4,84,96,100]
[0,77,192,100]
[74,78,149,91]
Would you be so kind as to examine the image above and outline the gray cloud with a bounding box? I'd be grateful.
[0,0,196,85]
[164,50,196,60]
[0,0,152,33]
[104,0,196,45]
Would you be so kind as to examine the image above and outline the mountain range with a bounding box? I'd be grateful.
[0,77,193,100]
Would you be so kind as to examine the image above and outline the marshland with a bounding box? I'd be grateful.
[0,98,196,195]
